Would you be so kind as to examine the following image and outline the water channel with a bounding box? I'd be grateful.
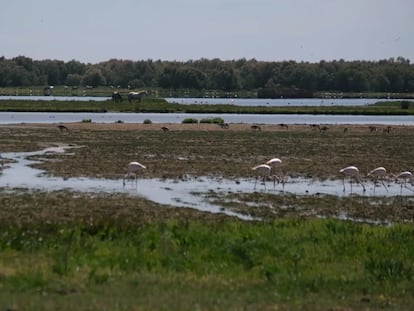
[1,112,414,125]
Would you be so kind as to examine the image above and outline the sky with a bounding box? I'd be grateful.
[1,0,413,64]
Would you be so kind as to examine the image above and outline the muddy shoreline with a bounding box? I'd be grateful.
[1,122,414,224]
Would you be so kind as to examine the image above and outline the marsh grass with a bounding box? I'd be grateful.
[1,98,414,115]
[0,194,414,310]
[1,124,414,309]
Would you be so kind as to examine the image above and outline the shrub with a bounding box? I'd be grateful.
[200,117,225,124]
[115,120,124,123]
[81,119,92,123]
[182,118,198,124]
[401,101,410,109]
[143,119,152,124]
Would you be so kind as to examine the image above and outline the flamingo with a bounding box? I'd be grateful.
[393,171,414,194]
[266,158,284,189]
[252,164,271,190]
[339,166,366,193]
[123,161,146,186]
[367,166,388,193]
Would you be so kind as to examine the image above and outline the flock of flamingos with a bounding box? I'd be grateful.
[122,158,414,195]
[249,160,413,194]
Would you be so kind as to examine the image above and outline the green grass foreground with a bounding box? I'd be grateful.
[0,98,414,115]
[1,214,414,310]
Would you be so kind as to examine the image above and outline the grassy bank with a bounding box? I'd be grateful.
[0,190,413,310]
[1,98,414,115]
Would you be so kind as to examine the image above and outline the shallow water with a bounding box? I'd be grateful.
[1,146,412,220]
[1,112,414,125]
[0,95,110,101]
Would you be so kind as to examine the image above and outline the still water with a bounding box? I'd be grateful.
[1,146,412,220]
[1,112,414,125]
[0,95,110,101]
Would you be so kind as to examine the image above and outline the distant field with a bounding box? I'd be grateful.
[1,97,414,115]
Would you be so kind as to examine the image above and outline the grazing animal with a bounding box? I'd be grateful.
[309,124,320,131]
[161,126,170,132]
[343,127,348,133]
[367,166,388,192]
[57,124,69,132]
[252,164,271,190]
[279,123,289,129]
[369,125,377,132]
[219,123,229,129]
[383,126,392,133]
[123,161,146,186]
[112,91,123,102]
[319,126,329,132]
[127,90,148,102]
[339,166,366,192]
[251,125,261,131]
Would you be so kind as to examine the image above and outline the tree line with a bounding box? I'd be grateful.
[0,56,413,97]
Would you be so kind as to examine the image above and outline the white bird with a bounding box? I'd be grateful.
[266,158,284,189]
[123,161,146,186]
[266,158,282,167]
[393,171,414,194]
[252,164,271,190]
[367,166,388,192]
[339,166,366,192]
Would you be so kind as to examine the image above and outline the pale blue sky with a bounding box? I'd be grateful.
[1,0,413,63]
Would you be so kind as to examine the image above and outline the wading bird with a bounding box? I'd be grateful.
[339,165,366,192]
[123,161,146,186]
[393,171,414,195]
[266,158,284,189]
[266,158,282,167]
[367,166,388,193]
[252,164,271,190]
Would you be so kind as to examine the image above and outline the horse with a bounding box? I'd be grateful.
[112,91,123,102]
[127,90,148,103]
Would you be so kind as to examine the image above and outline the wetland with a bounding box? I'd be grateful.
[1,122,414,310]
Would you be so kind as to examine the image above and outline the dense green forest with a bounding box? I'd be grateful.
[0,56,413,97]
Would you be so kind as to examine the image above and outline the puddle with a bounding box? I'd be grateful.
[1,146,413,221]
[0,146,254,220]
